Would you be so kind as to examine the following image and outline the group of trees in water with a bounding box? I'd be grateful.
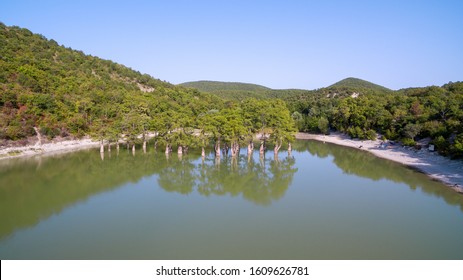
[1,23,463,159]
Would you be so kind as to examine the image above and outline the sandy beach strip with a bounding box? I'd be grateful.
[296,132,463,193]
[0,137,100,160]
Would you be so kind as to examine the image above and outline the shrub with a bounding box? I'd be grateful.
[366,129,377,140]
[401,138,416,147]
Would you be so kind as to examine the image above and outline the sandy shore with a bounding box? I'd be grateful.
[0,137,100,160]
[296,132,463,193]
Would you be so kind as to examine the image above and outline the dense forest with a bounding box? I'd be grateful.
[181,80,309,101]
[184,78,463,158]
[1,23,462,159]
[0,23,295,156]
[285,79,463,158]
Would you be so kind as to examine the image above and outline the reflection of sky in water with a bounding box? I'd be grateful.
[0,140,462,259]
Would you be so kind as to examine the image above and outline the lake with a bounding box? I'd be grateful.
[1,140,462,259]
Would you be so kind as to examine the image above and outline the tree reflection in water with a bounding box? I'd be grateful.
[158,151,297,206]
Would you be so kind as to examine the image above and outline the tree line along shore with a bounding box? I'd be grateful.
[1,23,463,190]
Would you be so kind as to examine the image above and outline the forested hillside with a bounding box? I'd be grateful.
[181,80,309,101]
[0,23,223,141]
[180,81,271,92]
[328,77,392,92]
[1,22,462,159]
[0,23,296,154]
[286,82,463,158]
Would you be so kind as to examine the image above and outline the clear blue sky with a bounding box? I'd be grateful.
[1,0,462,90]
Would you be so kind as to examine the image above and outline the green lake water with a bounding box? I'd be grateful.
[0,140,462,259]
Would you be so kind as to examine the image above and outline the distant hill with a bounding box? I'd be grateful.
[180,81,270,92]
[328,77,392,92]
[181,78,393,101]
[180,80,309,101]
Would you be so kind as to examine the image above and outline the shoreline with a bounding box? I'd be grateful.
[1,132,462,193]
[0,137,101,160]
[296,132,463,193]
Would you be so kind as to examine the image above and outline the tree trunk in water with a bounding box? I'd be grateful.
[165,144,171,154]
[127,143,130,149]
[215,140,221,157]
[132,144,136,155]
[143,140,147,154]
[33,127,42,146]
[259,142,265,155]
[201,147,205,158]
[100,140,104,153]
[108,140,111,152]
[274,141,281,154]
[247,141,253,155]
[177,146,183,155]
[154,140,157,151]
[116,140,120,151]
[231,142,236,157]
[231,142,240,157]
[288,143,292,152]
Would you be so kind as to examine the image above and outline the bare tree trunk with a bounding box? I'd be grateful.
[177,145,183,155]
[274,141,281,154]
[33,127,42,146]
[230,142,235,157]
[231,142,240,157]
[116,140,120,151]
[100,139,104,153]
[215,139,221,157]
[259,142,265,155]
[142,131,147,153]
[288,143,292,152]
[154,140,157,151]
[108,140,111,152]
[132,144,136,155]
[247,140,253,155]
[201,147,206,158]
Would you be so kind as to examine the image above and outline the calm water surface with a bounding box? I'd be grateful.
[1,140,462,259]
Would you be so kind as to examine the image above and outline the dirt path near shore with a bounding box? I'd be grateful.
[296,132,463,192]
